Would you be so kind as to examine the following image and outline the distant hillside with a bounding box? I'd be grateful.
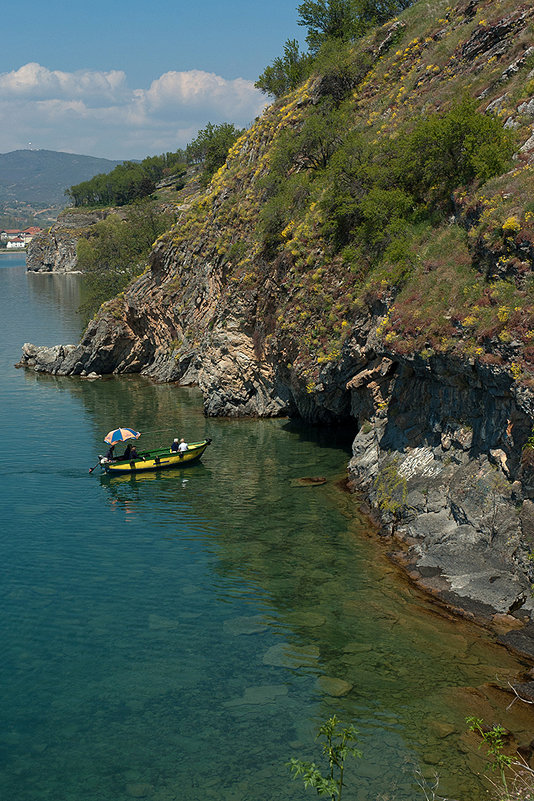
[0,149,123,210]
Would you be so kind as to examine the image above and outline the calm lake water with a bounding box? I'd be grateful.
[1,252,533,801]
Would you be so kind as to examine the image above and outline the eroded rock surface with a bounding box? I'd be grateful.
[16,4,534,640]
[26,208,124,273]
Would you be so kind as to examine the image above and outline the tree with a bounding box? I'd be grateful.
[298,0,361,53]
[185,122,244,185]
[77,201,175,320]
[66,149,187,208]
[255,39,313,98]
[297,0,413,54]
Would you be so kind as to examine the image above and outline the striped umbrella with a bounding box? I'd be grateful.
[104,427,140,445]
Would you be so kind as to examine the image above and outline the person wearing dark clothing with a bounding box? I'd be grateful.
[130,445,138,460]
[171,438,179,452]
[106,445,116,461]
[122,443,132,460]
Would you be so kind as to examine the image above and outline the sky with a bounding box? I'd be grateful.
[0,0,303,161]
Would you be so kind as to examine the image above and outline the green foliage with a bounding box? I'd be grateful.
[525,426,534,450]
[466,716,514,797]
[390,97,516,208]
[257,90,514,293]
[297,0,412,54]
[288,716,362,801]
[78,201,175,321]
[312,39,373,102]
[258,102,345,250]
[292,104,346,170]
[373,459,407,516]
[66,151,187,208]
[226,241,248,262]
[185,122,244,185]
[255,39,313,98]
[298,0,366,53]
[259,173,312,254]
[256,0,409,103]
[321,98,514,258]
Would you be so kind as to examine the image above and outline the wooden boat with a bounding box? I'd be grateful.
[99,439,211,475]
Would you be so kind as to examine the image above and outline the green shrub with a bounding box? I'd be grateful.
[311,39,373,102]
[255,39,313,98]
[388,96,516,208]
[78,201,175,321]
[259,173,312,253]
[186,122,244,186]
[66,151,186,207]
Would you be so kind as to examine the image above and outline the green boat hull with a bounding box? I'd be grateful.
[100,439,211,475]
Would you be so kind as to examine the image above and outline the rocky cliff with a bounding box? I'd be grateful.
[17,0,534,641]
[26,208,120,273]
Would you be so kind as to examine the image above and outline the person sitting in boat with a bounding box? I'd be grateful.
[129,445,138,460]
[122,443,132,460]
[171,438,180,452]
[105,444,116,461]
[178,438,188,456]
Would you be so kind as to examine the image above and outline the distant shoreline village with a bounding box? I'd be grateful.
[0,226,42,251]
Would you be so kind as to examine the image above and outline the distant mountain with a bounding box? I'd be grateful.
[0,149,123,210]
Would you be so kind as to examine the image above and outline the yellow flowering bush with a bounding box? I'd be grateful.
[502,216,521,236]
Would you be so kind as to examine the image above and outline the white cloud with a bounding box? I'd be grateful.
[144,70,259,113]
[0,63,128,103]
[0,63,267,159]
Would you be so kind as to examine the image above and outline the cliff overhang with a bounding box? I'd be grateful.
[16,0,534,644]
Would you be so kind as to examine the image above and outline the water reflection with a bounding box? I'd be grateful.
[26,272,83,337]
[4,262,534,801]
[27,371,534,799]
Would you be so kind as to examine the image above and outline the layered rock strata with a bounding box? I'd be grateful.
[26,208,123,273]
[17,306,534,641]
[16,0,534,648]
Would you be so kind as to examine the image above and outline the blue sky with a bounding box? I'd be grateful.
[0,0,303,160]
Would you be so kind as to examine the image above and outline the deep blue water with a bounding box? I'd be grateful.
[1,253,532,801]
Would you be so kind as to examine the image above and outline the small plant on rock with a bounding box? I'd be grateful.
[466,716,534,800]
[467,716,514,796]
[288,715,362,801]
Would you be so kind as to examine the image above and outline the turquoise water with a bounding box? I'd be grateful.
[1,253,533,801]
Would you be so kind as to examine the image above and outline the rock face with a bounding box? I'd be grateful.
[346,352,534,624]
[16,1,534,635]
[16,307,534,632]
[26,208,122,273]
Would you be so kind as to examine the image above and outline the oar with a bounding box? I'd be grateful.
[88,459,101,473]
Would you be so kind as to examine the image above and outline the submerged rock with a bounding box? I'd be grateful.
[223,684,288,707]
[316,675,353,696]
[284,611,326,627]
[223,615,269,635]
[262,643,320,668]
[125,783,153,798]
[290,476,327,487]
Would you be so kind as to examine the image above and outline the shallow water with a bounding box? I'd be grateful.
[1,254,533,801]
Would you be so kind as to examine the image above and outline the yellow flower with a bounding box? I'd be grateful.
[510,362,522,380]
[502,216,521,235]
[497,305,509,323]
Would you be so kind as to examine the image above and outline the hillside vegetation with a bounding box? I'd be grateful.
[158,0,534,389]
[66,122,244,208]
[20,0,534,657]
[32,0,534,418]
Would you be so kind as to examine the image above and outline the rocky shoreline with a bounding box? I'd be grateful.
[16,0,534,682]
[25,208,123,273]
[16,325,534,663]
